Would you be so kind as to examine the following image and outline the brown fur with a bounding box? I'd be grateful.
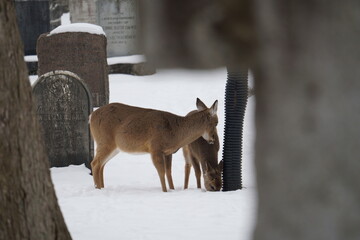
[182,102,223,191]
[89,98,218,192]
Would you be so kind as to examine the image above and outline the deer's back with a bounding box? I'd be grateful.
[90,102,184,153]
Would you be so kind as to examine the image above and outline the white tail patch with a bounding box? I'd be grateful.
[88,112,92,124]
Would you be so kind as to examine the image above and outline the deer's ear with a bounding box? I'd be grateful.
[210,100,218,116]
[196,98,208,111]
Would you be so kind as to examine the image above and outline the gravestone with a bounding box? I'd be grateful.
[69,0,140,57]
[15,0,50,55]
[37,24,109,107]
[49,0,69,30]
[33,71,93,168]
[69,0,97,24]
[97,0,139,57]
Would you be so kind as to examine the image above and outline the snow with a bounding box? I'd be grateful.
[48,23,106,36]
[29,68,258,240]
[107,55,146,65]
[25,55,38,62]
[61,13,71,25]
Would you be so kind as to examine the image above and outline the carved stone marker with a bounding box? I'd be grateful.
[69,0,139,57]
[49,0,69,30]
[97,0,139,56]
[69,0,97,24]
[37,24,109,107]
[33,71,93,168]
[14,0,50,55]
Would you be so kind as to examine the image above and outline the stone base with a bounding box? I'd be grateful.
[26,61,38,76]
[108,62,156,76]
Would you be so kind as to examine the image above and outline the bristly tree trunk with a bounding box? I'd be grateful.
[253,1,360,239]
[0,1,72,239]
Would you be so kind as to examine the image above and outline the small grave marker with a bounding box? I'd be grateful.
[33,71,93,168]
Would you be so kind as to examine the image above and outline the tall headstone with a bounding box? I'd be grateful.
[69,0,139,57]
[97,0,139,56]
[15,0,50,55]
[37,24,109,107]
[32,71,93,168]
[69,0,97,24]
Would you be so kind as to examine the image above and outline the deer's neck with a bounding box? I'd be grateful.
[175,111,208,148]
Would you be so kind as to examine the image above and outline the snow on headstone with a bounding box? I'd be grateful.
[48,23,106,36]
[32,71,93,168]
[37,23,109,107]
[14,0,50,55]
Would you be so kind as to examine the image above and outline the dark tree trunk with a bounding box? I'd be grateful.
[0,1,72,239]
[253,1,360,239]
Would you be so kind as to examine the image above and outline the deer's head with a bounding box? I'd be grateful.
[196,98,218,144]
[203,160,223,191]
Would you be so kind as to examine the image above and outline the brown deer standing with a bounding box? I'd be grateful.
[89,98,218,192]
[183,101,223,191]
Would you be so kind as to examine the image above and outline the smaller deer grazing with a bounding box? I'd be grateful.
[89,98,218,192]
[183,101,223,191]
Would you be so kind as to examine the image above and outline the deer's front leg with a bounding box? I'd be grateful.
[192,157,202,189]
[184,163,191,189]
[165,155,175,190]
[183,147,192,189]
[151,151,167,192]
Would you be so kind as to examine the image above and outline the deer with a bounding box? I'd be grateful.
[89,98,218,192]
[182,101,223,191]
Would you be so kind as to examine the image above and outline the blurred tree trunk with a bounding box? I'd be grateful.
[139,0,255,68]
[0,1,71,239]
[253,1,360,239]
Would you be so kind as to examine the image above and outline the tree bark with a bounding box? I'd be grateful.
[253,1,360,239]
[139,0,255,68]
[0,1,72,239]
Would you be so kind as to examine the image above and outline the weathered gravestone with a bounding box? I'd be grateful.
[33,71,93,168]
[15,0,50,55]
[49,0,69,30]
[69,0,139,57]
[37,23,109,107]
[69,0,97,24]
[97,0,139,57]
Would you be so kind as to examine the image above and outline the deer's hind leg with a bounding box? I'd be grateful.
[91,144,117,189]
[151,151,167,192]
[165,155,175,190]
[99,148,120,188]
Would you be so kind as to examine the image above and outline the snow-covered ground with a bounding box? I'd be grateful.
[30,68,257,240]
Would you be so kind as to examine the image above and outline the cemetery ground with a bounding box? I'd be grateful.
[29,67,257,240]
